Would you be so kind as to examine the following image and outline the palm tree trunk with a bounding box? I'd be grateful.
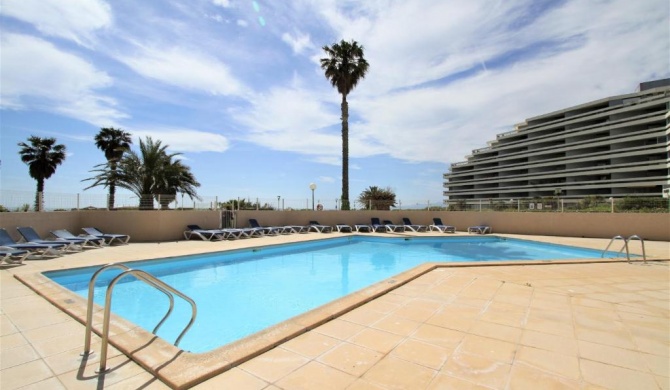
[109,183,116,210]
[341,94,350,210]
[35,178,44,211]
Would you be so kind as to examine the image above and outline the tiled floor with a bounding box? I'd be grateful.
[1,233,668,389]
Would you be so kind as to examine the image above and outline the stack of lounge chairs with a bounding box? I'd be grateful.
[0,226,132,264]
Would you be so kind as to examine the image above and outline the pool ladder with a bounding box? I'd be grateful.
[601,235,646,262]
[82,263,197,373]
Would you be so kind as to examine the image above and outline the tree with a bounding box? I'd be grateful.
[320,39,369,210]
[114,137,201,210]
[358,186,396,210]
[91,128,132,210]
[17,136,67,211]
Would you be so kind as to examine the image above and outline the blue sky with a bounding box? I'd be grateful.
[1,0,668,209]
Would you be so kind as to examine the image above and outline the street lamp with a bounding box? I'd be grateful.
[309,183,317,210]
[277,196,280,210]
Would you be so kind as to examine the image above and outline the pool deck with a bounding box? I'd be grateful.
[1,232,668,389]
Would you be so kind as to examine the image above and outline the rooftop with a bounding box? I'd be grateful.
[1,232,669,389]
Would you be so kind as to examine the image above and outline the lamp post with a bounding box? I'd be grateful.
[309,183,317,210]
[277,196,280,210]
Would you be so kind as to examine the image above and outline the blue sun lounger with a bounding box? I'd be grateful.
[0,228,64,257]
[51,229,104,248]
[309,221,333,233]
[402,218,427,232]
[17,227,78,252]
[0,246,30,264]
[468,225,491,234]
[82,227,130,245]
[429,218,456,233]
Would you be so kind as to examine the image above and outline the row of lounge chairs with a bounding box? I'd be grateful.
[184,218,491,242]
[0,227,130,265]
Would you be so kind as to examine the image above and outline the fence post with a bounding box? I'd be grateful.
[517,199,520,212]
[610,197,614,213]
[215,196,218,210]
[561,199,564,213]
[77,193,80,210]
[479,199,482,212]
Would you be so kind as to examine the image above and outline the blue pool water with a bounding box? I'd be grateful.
[46,236,612,353]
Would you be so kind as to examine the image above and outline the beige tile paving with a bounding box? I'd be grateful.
[1,233,669,389]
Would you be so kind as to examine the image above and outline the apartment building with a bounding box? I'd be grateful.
[444,79,670,201]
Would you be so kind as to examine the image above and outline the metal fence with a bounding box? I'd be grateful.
[1,190,667,213]
[0,190,442,212]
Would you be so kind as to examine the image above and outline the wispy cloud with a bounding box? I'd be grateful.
[0,33,125,125]
[1,0,112,47]
[130,127,230,153]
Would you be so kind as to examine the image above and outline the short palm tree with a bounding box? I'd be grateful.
[17,136,67,211]
[321,39,369,210]
[115,137,201,210]
[358,186,396,210]
[91,128,132,209]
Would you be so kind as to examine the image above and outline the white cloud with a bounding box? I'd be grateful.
[0,33,125,124]
[237,19,248,27]
[281,31,313,54]
[306,0,669,165]
[212,0,231,8]
[130,128,230,153]
[1,0,112,46]
[120,45,249,97]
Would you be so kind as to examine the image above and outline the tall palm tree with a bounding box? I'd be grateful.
[320,39,369,210]
[93,128,132,209]
[17,136,67,211]
[114,137,201,210]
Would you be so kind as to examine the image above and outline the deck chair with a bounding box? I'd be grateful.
[382,220,406,233]
[0,228,64,257]
[82,227,130,245]
[429,218,456,233]
[402,218,427,232]
[468,225,491,234]
[17,227,79,252]
[370,218,387,232]
[354,224,371,232]
[308,221,333,233]
[50,229,104,248]
[0,246,30,264]
[336,224,353,233]
[248,219,283,235]
[184,225,225,241]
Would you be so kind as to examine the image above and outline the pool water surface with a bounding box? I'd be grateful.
[45,236,615,353]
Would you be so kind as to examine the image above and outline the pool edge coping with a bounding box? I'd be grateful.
[13,245,668,389]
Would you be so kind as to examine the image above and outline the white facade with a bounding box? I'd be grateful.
[444,80,670,200]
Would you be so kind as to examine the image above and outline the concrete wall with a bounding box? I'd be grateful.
[0,210,667,242]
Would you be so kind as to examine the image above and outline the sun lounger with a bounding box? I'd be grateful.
[17,227,79,252]
[82,227,130,245]
[370,218,387,232]
[0,228,64,257]
[309,221,333,233]
[402,218,427,232]
[0,246,29,264]
[336,224,353,233]
[50,229,104,248]
[248,219,284,236]
[382,220,406,233]
[429,218,456,233]
[468,225,491,234]
[184,225,226,241]
[354,224,371,232]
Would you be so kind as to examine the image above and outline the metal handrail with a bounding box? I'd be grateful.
[627,235,647,262]
[82,264,197,373]
[83,264,174,355]
[602,235,628,260]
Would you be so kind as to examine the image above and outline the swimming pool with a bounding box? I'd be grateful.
[45,236,615,353]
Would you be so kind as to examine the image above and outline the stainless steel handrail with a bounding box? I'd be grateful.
[82,264,197,373]
[627,235,647,262]
[83,264,174,355]
[602,235,628,260]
